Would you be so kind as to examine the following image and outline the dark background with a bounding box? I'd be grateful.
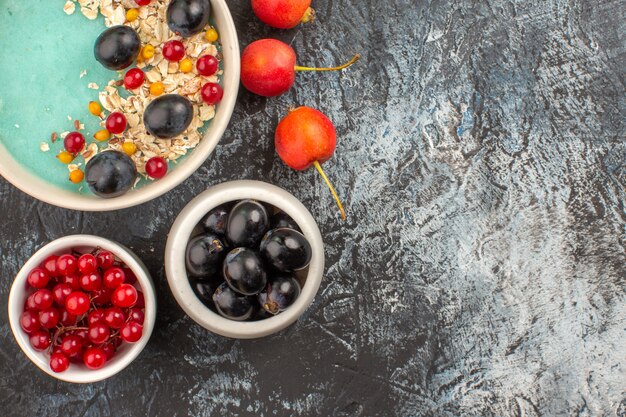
[1,0,625,416]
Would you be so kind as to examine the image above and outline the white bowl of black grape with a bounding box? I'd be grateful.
[7,235,156,383]
[165,180,324,339]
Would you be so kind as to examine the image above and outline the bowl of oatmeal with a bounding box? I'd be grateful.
[0,0,239,210]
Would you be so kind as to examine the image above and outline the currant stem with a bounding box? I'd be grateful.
[295,54,360,72]
[313,161,346,220]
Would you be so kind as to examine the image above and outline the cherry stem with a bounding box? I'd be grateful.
[313,161,346,220]
[295,54,360,72]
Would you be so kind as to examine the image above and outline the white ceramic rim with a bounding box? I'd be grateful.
[0,0,240,211]
[7,235,157,383]
[165,180,325,339]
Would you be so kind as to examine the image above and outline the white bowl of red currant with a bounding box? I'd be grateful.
[165,180,325,339]
[7,235,156,383]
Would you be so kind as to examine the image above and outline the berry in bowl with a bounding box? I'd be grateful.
[8,235,156,383]
[165,180,325,338]
[0,0,239,210]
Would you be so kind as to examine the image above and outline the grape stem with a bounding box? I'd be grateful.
[295,54,360,72]
[313,161,346,220]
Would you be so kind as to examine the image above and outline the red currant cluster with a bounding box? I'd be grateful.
[19,249,146,373]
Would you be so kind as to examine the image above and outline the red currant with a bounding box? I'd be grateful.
[196,55,218,76]
[92,288,113,306]
[88,323,111,344]
[103,267,125,289]
[105,112,127,134]
[73,328,90,346]
[58,307,78,326]
[124,68,145,90]
[80,272,102,292]
[63,274,81,290]
[88,309,106,326]
[27,267,51,288]
[83,347,107,370]
[31,289,54,310]
[61,334,83,357]
[122,267,137,284]
[145,157,168,179]
[65,291,90,316]
[135,0,151,5]
[56,254,78,276]
[127,308,145,325]
[96,250,115,269]
[38,307,59,329]
[101,342,116,360]
[52,283,73,305]
[20,310,40,333]
[135,291,145,309]
[78,254,98,274]
[162,40,185,62]
[29,330,51,351]
[104,307,126,329]
[111,284,138,308]
[200,82,224,105]
[50,352,70,373]
[120,321,143,343]
[64,132,86,154]
[42,255,59,276]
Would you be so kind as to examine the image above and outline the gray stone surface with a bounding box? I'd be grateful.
[1,0,625,416]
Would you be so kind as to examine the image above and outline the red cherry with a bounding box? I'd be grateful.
[162,40,185,62]
[120,321,143,343]
[78,254,97,274]
[105,112,127,134]
[101,342,116,360]
[38,307,59,329]
[275,106,345,220]
[42,255,59,276]
[64,132,86,154]
[124,68,145,90]
[50,352,70,373]
[83,347,107,370]
[28,267,51,288]
[92,288,113,306]
[127,308,145,324]
[58,307,78,326]
[29,330,51,351]
[87,309,106,326]
[63,274,81,290]
[60,334,83,357]
[145,157,168,179]
[200,82,223,105]
[88,323,111,344]
[52,283,73,305]
[112,284,138,308]
[103,267,125,289]
[104,307,126,329]
[241,39,359,97]
[65,291,90,316]
[20,310,40,333]
[135,0,151,5]
[73,329,90,346]
[30,289,54,310]
[251,0,313,29]
[56,254,78,276]
[80,272,103,292]
[96,250,115,269]
[196,55,218,76]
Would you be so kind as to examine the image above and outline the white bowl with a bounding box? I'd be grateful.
[165,180,325,339]
[0,0,240,211]
[8,235,157,383]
